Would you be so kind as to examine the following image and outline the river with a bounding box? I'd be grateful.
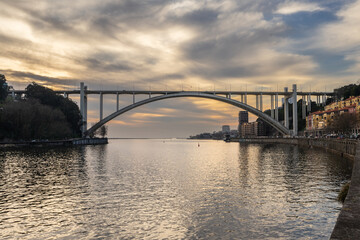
[0,139,352,239]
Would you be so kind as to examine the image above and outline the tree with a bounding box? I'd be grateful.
[0,74,8,101]
[99,125,108,138]
[25,82,82,137]
[0,100,72,140]
[327,112,357,134]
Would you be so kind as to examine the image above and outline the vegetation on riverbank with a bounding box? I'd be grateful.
[338,181,351,203]
[0,74,82,141]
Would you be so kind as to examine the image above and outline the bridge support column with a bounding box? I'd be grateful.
[100,92,103,120]
[116,92,119,111]
[80,82,86,137]
[256,95,259,109]
[133,93,135,104]
[84,86,87,133]
[292,84,298,136]
[271,95,274,118]
[275,93,279,121]
[260,93,263,112]
[241,95,244,103]
[302,95,306,119]
[322,94,326,106]
[307,94,311,112]
[284,87,289,129]
[64,92,68,98]
[244,93,247,104]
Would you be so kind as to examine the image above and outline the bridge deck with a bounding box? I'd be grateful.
[10,90,333,96]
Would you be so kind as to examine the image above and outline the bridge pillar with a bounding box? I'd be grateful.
[275,93,279,121]
[80,82,86,137]
[307,94,311,112]
[133,93,135,104]
[100,92,103,120]
[244,93,247,104]
[284,87,289,129]
[256,95,259,109]
[260,93,263,112]
[322,94,326,106]
[84,86,87,133]
[64,92,68,98]
[271,95,274,118]
[302,95,306,119]
[292,84,298,136]
[241,95,244,103]
[116,92,119,111]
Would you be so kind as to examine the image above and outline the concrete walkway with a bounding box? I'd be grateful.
[331,143,360,239]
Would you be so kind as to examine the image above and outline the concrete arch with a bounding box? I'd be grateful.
[85,92,290,136]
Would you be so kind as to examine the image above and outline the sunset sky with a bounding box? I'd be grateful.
[1,0,360,138]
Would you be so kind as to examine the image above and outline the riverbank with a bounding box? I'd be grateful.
[0,138,108,147]
[231,138,356,160]
[230,137,359,239]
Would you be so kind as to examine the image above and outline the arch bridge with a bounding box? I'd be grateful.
[10,83,333,137]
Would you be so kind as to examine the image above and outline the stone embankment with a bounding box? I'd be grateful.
[233,137,359,239]
[236,138,356,160]
[331,142,360,239]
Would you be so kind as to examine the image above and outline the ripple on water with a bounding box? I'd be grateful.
[0,140,353,239]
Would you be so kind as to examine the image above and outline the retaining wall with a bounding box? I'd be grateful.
[237,138,356,160]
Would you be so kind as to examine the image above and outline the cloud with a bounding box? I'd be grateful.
[275,2,325,15]
[0,0,358,137]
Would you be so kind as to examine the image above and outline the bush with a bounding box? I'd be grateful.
[338,182,351,203]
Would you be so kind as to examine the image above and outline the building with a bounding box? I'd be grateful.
[306,95,360,135]
[222,125,230,133]
[238,111,249,136]
[240,121,267,138]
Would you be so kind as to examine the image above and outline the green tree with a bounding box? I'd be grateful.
[327,112,357,135]
[0,100,72,140]
[25,82,82,137]
[99,125,108,138]
[91,125,108,138]
[0,74,8,101]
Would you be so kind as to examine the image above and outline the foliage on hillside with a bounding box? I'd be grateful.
[334,84,360,100]
[25,83,82,137]
[0,77,82,141]
[262,99,322,132]
[0,74,8,101]
[0,100,72,140]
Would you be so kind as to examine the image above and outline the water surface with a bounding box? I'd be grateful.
[0,139,352,239]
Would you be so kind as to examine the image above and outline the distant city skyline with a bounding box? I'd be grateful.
[1,0,360,137]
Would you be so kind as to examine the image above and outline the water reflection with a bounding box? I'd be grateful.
[0,140,352,239]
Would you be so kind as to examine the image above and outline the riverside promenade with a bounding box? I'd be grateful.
[331,142,360,239]
[234,138,360,239]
